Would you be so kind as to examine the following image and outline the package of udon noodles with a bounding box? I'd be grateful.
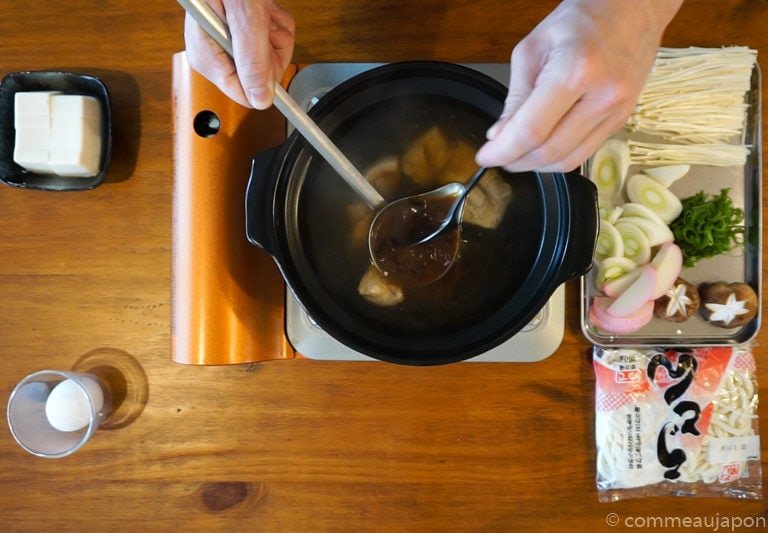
[593,345,762,501]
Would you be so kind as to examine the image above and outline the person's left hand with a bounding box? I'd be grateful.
[184,0,295,109]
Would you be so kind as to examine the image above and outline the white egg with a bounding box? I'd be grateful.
[45,378,104,432]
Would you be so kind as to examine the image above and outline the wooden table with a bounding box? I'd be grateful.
[1,1,766,530]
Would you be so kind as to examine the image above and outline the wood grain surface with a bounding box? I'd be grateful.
[0,1,766,531]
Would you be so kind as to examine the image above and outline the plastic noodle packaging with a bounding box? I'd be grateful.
[593,345,762,501]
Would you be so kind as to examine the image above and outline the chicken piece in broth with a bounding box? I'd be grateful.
[364,156,401,200]
[429,139,514,229]
[357,265,404,307]
[349,126,512,308]
[462,168,512,230]
[346,203,373,253]
[400,126,452,186]
[435,140,478,185]
[346,156,401,252]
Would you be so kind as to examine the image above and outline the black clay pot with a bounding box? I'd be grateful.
[246,61,597,365]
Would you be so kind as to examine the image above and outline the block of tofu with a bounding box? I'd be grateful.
[12,92,59,173]
[49,94,102,177]
[48,121,102,176]
[51,93,101,118]
[12,148,52,174]
[14,127,50,151]
[13,128,53,173]
[13,91,60,128]
[12,92,102,177]
[15,113,51,131]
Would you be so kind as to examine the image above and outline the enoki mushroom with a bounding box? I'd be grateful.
[627,140,751,167]
[628,47,757,144]
[623,46,757,167]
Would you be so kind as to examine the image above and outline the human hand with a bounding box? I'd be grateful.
[476,0,683,172]
[184,0,295,109]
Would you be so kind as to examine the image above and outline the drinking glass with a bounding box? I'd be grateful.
[6,370,112,458]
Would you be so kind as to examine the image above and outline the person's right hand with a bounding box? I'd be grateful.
[184,0,295,109]
[476,0,682,173]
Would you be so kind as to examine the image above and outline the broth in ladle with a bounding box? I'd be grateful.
[368,193,461,288]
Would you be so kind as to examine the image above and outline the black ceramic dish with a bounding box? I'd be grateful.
[0,71,112,191]
[245,61,598,365]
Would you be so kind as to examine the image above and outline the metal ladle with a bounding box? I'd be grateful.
[368,167,489,287]
[178,0,385,209]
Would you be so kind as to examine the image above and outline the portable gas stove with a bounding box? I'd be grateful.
[171,55,564,365]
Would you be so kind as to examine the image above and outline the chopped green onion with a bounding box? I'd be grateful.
[669,188,744,268]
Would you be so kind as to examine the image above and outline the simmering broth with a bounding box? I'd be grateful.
[297,94,544,337]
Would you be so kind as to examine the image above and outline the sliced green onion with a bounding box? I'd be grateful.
[615,221,652,265]
[669,188,745,267]
[595,221,624,261]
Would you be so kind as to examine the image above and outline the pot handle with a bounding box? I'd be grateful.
[556,173,598,284]
[245,145,282,256]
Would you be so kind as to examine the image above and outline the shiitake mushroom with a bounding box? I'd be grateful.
[698,281,758,328]
[654,277,700,322]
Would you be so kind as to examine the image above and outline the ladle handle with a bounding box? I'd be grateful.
[448,166,487,222]
[178,0,386,209]
[463,167,487,195]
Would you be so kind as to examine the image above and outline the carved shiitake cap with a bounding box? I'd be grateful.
[698,281,758,328]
